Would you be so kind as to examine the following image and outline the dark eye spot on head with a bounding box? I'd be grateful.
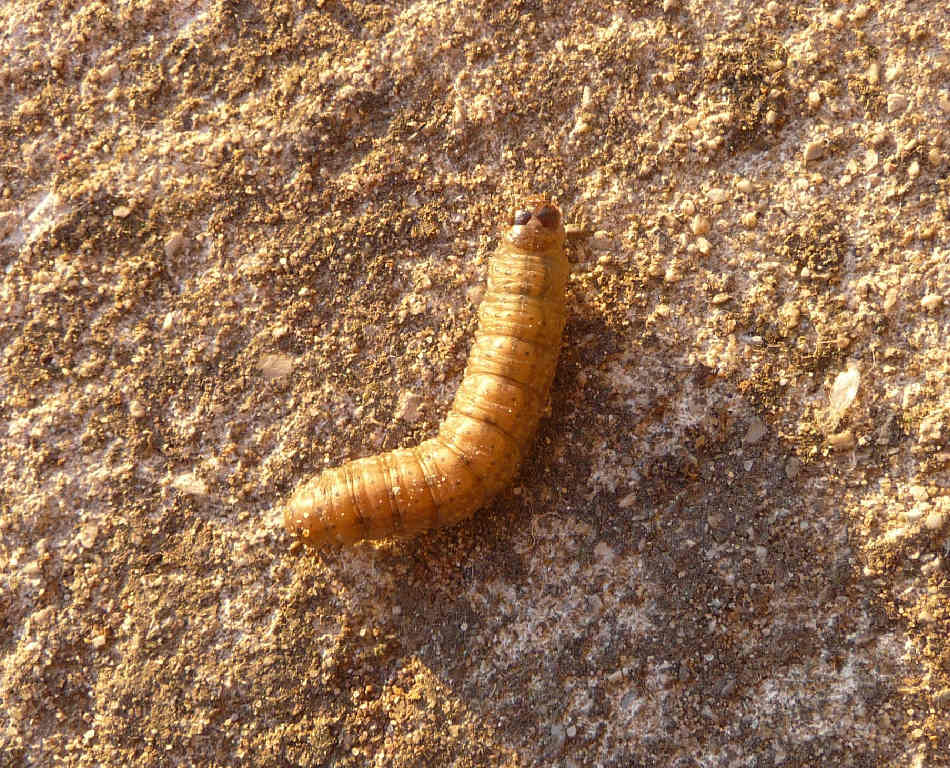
[536,205,560,229]
[513,209,532,225]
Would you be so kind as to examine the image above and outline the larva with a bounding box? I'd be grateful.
[284,197,568,546]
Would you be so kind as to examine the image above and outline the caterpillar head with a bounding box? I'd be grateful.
[504,197,566,251]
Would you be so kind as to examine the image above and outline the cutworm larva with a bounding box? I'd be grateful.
[284,197,569,546]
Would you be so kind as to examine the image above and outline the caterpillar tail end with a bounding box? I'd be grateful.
[283,496,312,543]
[283,472,372,548]
[282,479,342,548]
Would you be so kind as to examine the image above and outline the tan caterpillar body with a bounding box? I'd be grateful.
[284,197,568,546]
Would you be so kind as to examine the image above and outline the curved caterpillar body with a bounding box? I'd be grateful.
[284,197,568,546]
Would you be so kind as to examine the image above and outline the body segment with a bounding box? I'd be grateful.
[284,197,568,546]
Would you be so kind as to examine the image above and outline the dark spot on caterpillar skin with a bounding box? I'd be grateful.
[283,197,569,547]
[513,209,532,225]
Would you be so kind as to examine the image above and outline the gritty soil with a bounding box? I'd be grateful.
[1,1,948,766]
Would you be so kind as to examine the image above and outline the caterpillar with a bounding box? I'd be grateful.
[283,197,569,547]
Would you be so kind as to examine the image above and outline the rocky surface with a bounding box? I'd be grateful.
[1,1,947,766]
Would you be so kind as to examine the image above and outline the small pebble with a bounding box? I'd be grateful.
[785,457,801,479]
[743,418,767,444]
[78,523,98,548]
[920,293,942,310]
[695,237,711,255]
[707,188,729,204]
[887,93,908,114]
[691,215,710,235]
[925,511,947,531]
[129,400,146,418]
[664,263,683,282]
[99,62,120,83]
[778,301,800,332]
[803,140,825,163]
[171,473,209,497]
[736,178,754,195]
[164,231,188,258]
[807,91,822,109]
[883,287,899,312]
[827,366,860,425]
[395,390,423,423]
[907,159,920,179]
[740,211,757,228]
[258,353,294,380]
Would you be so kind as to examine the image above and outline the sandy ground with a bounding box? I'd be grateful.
[1,0,948,766]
